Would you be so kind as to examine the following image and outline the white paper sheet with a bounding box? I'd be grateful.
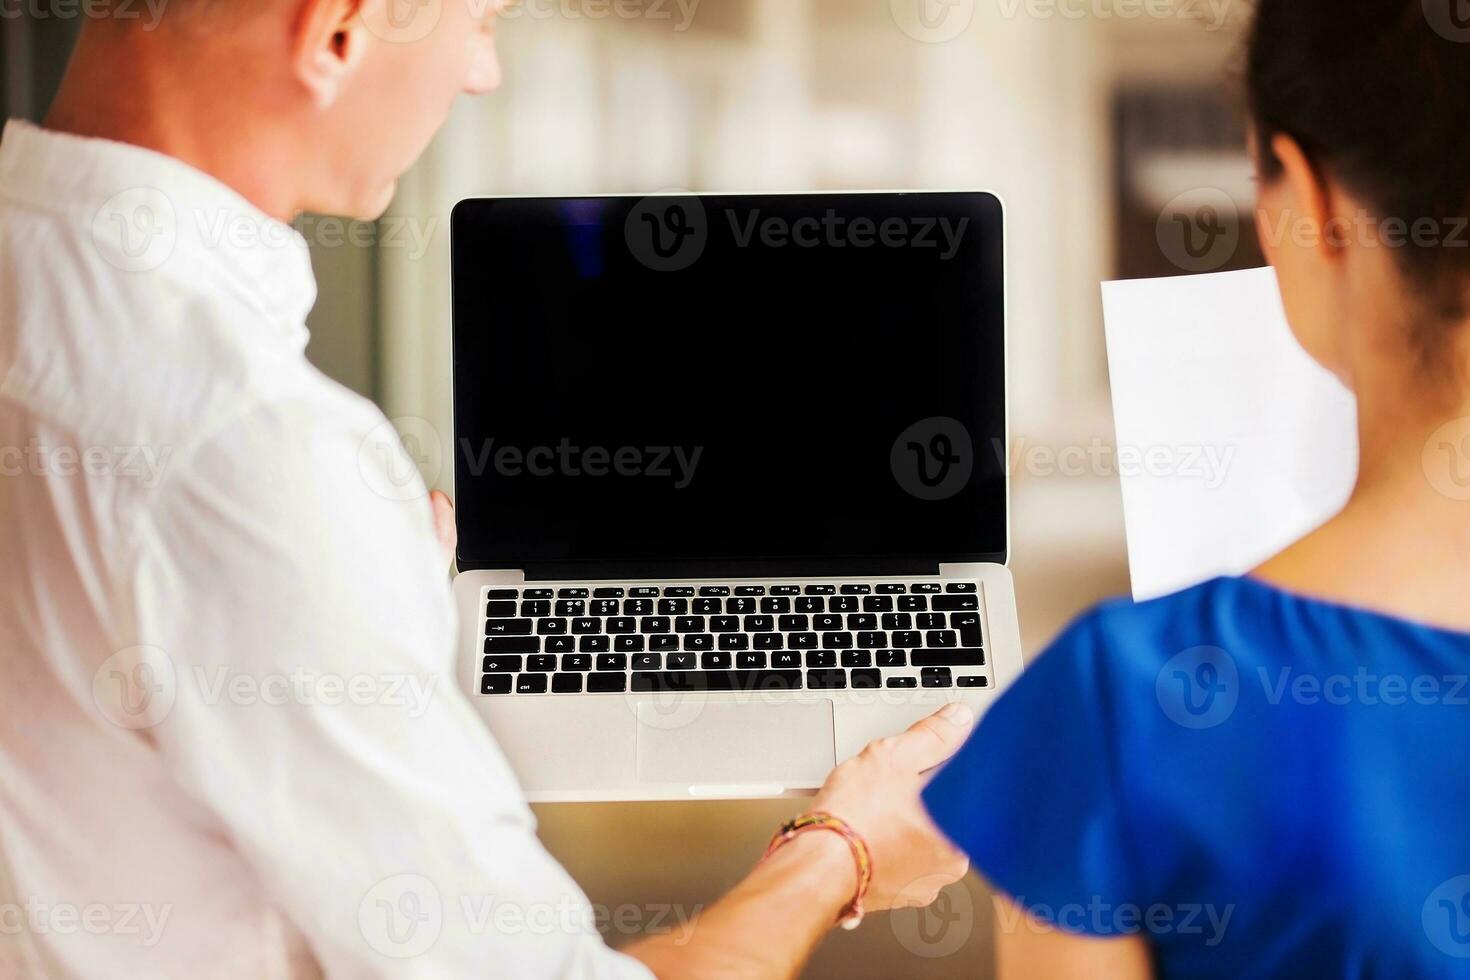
[1100,267,1359,601]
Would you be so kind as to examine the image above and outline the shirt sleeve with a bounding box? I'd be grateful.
[921,612,1141,936]
[129,395,652,979]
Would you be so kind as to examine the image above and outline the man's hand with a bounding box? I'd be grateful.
[429,489,457,569]
[809,702,974,910]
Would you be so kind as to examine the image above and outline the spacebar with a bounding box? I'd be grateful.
[631,670,803,692]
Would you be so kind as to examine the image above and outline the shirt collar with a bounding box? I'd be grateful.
[0,118,318,342]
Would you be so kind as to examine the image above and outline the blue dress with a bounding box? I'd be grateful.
[922,576,1470,977]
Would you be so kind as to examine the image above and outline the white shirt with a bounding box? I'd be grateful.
[0,120,651,980]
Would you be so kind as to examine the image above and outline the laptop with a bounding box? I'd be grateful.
[449,191,1024,802]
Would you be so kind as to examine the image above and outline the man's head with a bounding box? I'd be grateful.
[55,0,504,219]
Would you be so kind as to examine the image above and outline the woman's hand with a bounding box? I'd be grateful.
[809,702,975,910]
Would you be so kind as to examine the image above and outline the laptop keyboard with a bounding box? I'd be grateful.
[478,582,990,696]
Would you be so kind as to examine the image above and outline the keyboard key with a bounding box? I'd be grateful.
[545,636,575,653]
[693,598,721,614]
[486,600,518,618]
[516,674,549,694]
[771,585,801,595]
[482,655,523,673]
[485,618,533,637]
[726,597,756,615]
[552,674,584,694]
[667,652,697,670]
[912,583,941,594]
[593,587,625,598]
[537,618,568,635]
[788,632,818,649]
[572,618,601,634]
[632,653,661,671]
[877,650,907,667]
[926,631,958,648]
[921,667,953,688]
[881,613,912,631]
[718,634,750,650]
[876,584,906,594]
[796,597,825,613]
[641,616,671,633]
[684,634,713,651]
[850,669,882,689]
[485,636,538,654]
[588,673,627,693]
[659,599,688,615]
[745,615,774,631]
[528,655,557,672]
[813,614,842,631]
[481,674,512,694]
[862,596,894,612]
[952,612,983,646]
[735,586,766,596]
[562,654,592,671]
[701,652,732,670]
[807,669,847,690]
[625,599,654,615]
[778,615,809,632]
[596,654,628,671]
[650,635,679,651]
[829,596,857,613]
[487,589,520,599]
[821,632,853,649]
[521,600,551,617]
[886,676,918,688]
[946,582,977,593]
[933,596,979,611]
[556,600,586,616]
[631,670,802,692]
[580,636,610,652]
[898,596,928,612]
[891,631,922,648]
[629,587,660,598]
[772,652,802,669]
[916,614,946,630]
[958,675,989,688]
[847,614,877,631]
[737,652,766,669]
[699,586,730,596]
[710,616,740,632]
[590,599,619,616]
[614,636,645,652]
[557,588,589,598]
[524,588,554,599]
[664,586,695,597]
[911,650,986,667]
[607,617,637,634]
[806,651,837,668]
[843,650,874,667]
[840,584,871,594]
[761,597,792,614]
[805,584,836,595]
[754,633,784,650]
[676,616,705,633]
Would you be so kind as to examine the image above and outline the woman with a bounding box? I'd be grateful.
[922,1,1470,976]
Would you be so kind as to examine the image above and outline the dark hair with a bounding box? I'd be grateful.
[1246,0,1470,345]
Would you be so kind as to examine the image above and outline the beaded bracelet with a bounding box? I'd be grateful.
[763,811,874,930]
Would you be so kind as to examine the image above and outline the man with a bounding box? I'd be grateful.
[0,1,972,976]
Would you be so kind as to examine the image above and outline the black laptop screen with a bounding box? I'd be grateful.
[450,192,1006,570]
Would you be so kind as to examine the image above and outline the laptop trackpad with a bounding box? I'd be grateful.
[635,700,836,786]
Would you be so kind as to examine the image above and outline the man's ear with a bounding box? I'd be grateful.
[292,0,371,108]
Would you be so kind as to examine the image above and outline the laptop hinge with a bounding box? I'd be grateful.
[504,557,946,582]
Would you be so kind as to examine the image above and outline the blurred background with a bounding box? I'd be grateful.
[5,1,1263,974]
